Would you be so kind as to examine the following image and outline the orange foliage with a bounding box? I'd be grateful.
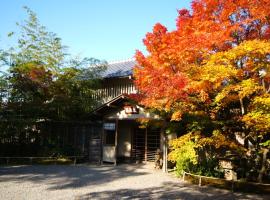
[134,0,270,117]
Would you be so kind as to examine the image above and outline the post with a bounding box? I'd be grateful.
[183,171,185,181]
[73,157,77,165]
[30,157,33,165]
[145,128,147,162]
[162,133,168,172]
[114,119,118,166]
[199,176,202,187]
[161,120,168,173]
[162,134,168,173]
[100,122,104,165]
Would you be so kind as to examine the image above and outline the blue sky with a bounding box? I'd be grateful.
[0,0,191,62]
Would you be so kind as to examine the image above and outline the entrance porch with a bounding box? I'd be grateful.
[102,120,160,164]
[92,95,162,165]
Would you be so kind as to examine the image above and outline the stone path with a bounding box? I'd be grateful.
[0,164,269,200]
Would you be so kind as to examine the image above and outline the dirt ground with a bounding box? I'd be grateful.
[0,164,269,200]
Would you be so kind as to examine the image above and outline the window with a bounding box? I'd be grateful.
[104,123,115,131]
[104,130,115,145]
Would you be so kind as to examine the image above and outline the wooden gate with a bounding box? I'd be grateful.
[132,128,145,162]
[146,129,160,162]
[88,125,102,163]
[89,138,101,163]
[132,128,160,162]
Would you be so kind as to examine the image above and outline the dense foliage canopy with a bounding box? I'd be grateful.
[134,0,270,183]
[0,7,106,121]
[0,7,106,157]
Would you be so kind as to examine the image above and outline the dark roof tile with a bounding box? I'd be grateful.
[102,59,136,78]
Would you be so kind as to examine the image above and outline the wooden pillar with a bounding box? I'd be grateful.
[161,121,168,173]
[100,122,104,165]
[130,125,134,162]
[114,119,119,166]
[145,128,148,162]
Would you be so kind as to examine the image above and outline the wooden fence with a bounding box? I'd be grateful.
[182,171,270,193]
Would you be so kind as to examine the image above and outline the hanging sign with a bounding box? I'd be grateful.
[103,123,116,130]
[124,105,139,114]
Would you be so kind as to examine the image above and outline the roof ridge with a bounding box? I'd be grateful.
[108,58,135,65]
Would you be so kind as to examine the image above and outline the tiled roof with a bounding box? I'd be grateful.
[102,59,136,78]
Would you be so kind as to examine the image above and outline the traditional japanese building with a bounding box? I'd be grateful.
[90,59,164,166]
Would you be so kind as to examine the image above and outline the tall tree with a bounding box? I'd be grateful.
[3,7,106,121]
[135,0,270,117]
[0,7,106,157]
[4,6,67,120]
[134,0,270,182]
[8,6,66,72]
[49,57,106,120]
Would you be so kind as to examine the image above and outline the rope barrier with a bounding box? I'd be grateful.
[182,171,270,192]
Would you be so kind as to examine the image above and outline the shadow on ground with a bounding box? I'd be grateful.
[77,181,269,200]
[0,164,269,200]
[0,164,147,190]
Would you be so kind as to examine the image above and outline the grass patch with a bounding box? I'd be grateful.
[36,158,73,165]
[0,157,76,165]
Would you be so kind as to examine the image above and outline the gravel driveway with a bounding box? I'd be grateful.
[0,164,269,200]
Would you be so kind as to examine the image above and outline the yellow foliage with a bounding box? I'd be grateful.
[243,111,270,133]
[169,130,244,164]
[201,40,270,87]
[168,132,198,163]
[171,111,182,121]
[169,132,199,149]
[200,40,270,113]
[197,130,242,150]
[242,94,270,133]
[235,79,262,99]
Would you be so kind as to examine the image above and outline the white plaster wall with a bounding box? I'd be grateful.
[117,121,132,157]
[103,146,116,163]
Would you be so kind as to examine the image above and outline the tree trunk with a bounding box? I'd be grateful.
[258,148,269,183]
[240,98,245,115]
[161,120,168,173]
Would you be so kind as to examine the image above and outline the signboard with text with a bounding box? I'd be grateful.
[124,105,139,114]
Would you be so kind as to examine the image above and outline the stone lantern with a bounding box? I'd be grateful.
[219,151,238,181]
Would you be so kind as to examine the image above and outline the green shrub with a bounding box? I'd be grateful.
[169,132,224,178]
[175,141,197,175]
[194,158,224,178]
[168,133,198,176]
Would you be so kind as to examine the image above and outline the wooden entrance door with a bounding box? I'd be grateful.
[132,128,160,162]
[146,129,160,162]
[102,122,117,163]
[132,128,146,162]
